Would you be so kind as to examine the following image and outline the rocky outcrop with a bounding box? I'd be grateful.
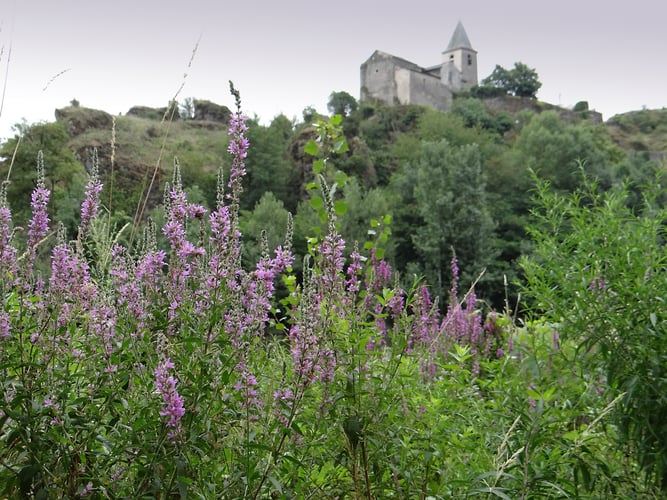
[126,105,180,120]
[54,106,113,136]
[193,100,231,123]
[480,95,603,124]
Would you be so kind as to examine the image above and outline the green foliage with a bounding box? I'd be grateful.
[243,116,298,212]
[0,121,87,236]
[452,97,512,135]
[338,178,396,259]
[481,62,542,98]
[400,139,496,300]
[239,191,291,267]
[514,111,618,191]
[521,174,667,490]
[327,90,358,117]
[573,100,589,112]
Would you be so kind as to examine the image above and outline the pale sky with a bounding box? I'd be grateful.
[1,0,665,142]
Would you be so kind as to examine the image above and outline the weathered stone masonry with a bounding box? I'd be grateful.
[360,21,477,111]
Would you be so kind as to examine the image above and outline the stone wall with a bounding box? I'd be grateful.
[361,51,451,111]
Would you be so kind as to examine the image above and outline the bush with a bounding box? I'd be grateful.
[521,173,667,491]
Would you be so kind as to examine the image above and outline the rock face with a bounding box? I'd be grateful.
[54,106,113,136]
[193,100,231,123]
[127,104,180,120]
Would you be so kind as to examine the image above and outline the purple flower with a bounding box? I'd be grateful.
[78,159,103,241]
[80,482,93,497]
[318,232,345,295]
[588,276,608,293]
[154,358,185,441]
[226,102,250,206]
[0,195,18,278]
[27,186,50,249]
[27,152,50,251]
[234,362,263,420]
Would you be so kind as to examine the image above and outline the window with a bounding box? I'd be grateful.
[467,54,472,66]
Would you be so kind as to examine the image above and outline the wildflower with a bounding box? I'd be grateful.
[80,482,93,497]
[227,82,249,206]
[234,362,263,420]
[345,250,362,294]
[26,152,50,252]
[588,275,608,293]
[0,183,18,279]
[78,151,103,241]
[154,358,185,441]
[318,231,345,295]
[44,397,62,425]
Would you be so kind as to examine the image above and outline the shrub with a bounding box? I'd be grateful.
[521,173,667,491]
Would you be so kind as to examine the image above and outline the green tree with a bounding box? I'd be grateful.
[481,62,542,98]
[0,121,87,236]
[327,91,358,117]
[514,111,619,191]
[339,179,396,259]
[243,116,298,212]
[239,191,291,268]
[409,140,496,300]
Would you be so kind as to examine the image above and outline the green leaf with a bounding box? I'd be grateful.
[330,114,343,126]
[333,139,349,154]
[334,200,348,216]
[313,158,325,174]
[334,170,349,186]
[304,140,319,156]
[310,196,323,210]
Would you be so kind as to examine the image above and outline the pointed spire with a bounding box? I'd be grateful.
[446,21,473,51]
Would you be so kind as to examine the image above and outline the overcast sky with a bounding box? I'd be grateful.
[1,0,665,142]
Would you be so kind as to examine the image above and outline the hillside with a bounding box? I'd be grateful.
[606,108,667,162]
[40,97,667,213]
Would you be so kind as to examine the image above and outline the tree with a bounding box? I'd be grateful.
[239,192,291,268]
[180,97,195,119]
[410,140,496,300]
[481,62,542,98]
[0,121,87,236]
[513,111,619,191]
[243,118,298,212]
[327,91,358,117]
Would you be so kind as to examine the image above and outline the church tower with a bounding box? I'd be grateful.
[441,21,478,92]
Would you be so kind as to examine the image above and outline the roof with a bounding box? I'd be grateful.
[445,21,473,51]
[364,50,429,74]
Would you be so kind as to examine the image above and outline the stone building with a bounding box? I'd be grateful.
[360,21,477,111]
